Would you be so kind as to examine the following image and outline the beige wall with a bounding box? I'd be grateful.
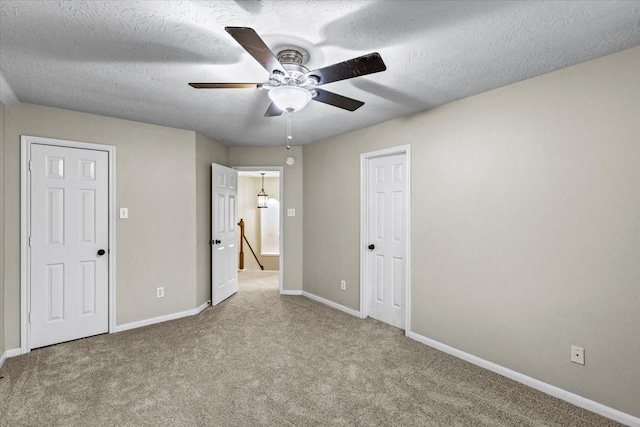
[303,46,640,417]
[2,103,202,348]
[229,147,303,291]
[195,133,229,306]
[0,102,6,358]
[238,175,280,271]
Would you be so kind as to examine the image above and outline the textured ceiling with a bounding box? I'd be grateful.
[1,1,639,147]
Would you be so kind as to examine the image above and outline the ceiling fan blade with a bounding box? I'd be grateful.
[264,102,283,117]
[312,88,364,111]
[189,83,262,89]
[225,27,288,76]
[306,52,386,86]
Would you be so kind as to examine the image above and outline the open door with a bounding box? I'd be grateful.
[211,163,238,305]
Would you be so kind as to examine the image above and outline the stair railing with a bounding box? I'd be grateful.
[238,218,264,270]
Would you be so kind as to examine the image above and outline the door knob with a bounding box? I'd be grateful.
[97,249,106,256]
[211,239,222,245]
[368,244,375,250]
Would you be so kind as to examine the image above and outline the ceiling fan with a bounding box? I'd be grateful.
[189,27,387,117]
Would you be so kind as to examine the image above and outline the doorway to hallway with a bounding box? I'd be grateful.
[235,168,284,293]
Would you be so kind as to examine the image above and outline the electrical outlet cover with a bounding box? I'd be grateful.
[570,345,585,365]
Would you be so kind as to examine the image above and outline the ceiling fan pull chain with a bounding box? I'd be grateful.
[287,110,293,140]
[286,109,293,149]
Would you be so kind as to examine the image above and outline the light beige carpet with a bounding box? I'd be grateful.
[0,272,619,426]
[238,269,279,292]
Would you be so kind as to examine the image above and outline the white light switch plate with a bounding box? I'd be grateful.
[287,209,295,217]
[119,208,128,219]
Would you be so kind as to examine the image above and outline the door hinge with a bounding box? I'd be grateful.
[28,312,31,324]
[28,160,32,172]
[28,236,32,247]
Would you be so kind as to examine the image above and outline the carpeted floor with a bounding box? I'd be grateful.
[0,271,619,426]
[238,269,280,292]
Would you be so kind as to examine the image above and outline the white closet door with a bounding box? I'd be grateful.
[366,153,407,329]
[30,144,109,348]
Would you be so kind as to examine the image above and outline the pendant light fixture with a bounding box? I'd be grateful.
[257,172,268,208]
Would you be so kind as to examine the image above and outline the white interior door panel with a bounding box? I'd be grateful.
[30,144,109,348]
[211,164,238,305]
[366,153,407,329]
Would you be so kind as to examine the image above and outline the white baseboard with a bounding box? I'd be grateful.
[0,348,24,368]
[114,300,210,333]
[3,301,214,362]
[302,291,361,318]
[407,331,639,427]
[280,289,302,296]
[5,348,22,358]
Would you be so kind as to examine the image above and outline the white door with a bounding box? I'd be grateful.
[30,144,109,348]
[212,163,238,305]
[365,153,408,329]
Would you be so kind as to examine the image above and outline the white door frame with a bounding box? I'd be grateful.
[232,166,284,294]
[20,135,117,353]
[360,145,412,334]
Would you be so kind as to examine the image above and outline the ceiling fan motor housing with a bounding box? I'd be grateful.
[268,49,318,88]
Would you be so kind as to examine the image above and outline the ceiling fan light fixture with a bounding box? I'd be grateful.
[268,86,312,112]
